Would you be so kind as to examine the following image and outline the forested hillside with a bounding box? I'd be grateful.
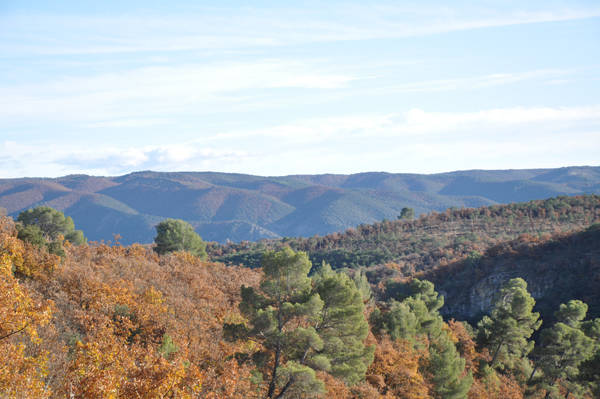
[0,166,598,245]
[210,194,600,269]
[210,195,600,324]
[2,208,600,398]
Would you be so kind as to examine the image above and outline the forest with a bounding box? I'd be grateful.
[1,196,600,398]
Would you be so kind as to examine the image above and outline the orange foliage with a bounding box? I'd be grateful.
[0,216,55,397]
[366,335,430,399]
[446,320,524,399]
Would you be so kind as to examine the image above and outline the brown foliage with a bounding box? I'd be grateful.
[366,335,430,399]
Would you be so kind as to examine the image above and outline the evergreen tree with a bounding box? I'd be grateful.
[153,219,206,258]
[530,301,600,398]
[429,332,474,399]
[404,279,445,338]
[476,278,542,370]
[352,268,371,302]
[537,323,595,398]
[577,350,600,398]
[370,301,420,341]
[371,279,472,398]
[399,207,415,220]
[312,263,375,386]
[229,249,373,398]
[17,206,87,245]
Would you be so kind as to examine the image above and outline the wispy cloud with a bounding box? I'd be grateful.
[0,60,357,127]
[385,69,573,93]
[0,63,579,130]
[2,3,599,56]
[1,105,598,178]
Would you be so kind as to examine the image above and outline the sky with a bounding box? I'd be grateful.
[0,0,599,178]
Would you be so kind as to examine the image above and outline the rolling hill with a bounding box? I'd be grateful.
[0,166,598,245]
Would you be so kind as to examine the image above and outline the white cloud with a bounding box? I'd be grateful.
[1,105,598,178]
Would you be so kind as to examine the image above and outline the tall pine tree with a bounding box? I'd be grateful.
[476,278,542,370]
[227,249,373,398]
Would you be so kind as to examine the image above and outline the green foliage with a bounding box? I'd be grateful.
[399,207,415,220]
[371,279,472,397]
[15,224,46,247]
[17,206,87,246]
[153,219,207,258]
[232,249,373,398]
[352,268,371,301]
[554,299,588,327]
[429,332,474,399]
[312,263,374,385]
[476,278,542,370]
[530,301,599,397]
[577,350,600,397]
[157,334,179,360]
[370,301,419,342]
[404,279,445,337]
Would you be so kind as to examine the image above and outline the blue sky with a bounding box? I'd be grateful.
[1,0,599,178]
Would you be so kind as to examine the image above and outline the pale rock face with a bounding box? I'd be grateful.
[438,261,556,318]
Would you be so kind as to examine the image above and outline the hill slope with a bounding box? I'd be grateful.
[210,195,600,324]
[0,166,598,245]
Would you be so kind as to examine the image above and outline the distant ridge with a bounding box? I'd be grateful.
[0,166,598,245]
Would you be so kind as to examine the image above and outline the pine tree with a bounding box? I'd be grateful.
[17,206,87,246]
[476,278,542,370]
[532,302,600,398]
[404,279,445,338]
[312,263,374,386]
[153,218,206,258]
[229,249,373,398]
[429,332,474,399]
[371,279,472,398]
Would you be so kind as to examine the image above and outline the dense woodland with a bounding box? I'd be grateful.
[2,196,600,398]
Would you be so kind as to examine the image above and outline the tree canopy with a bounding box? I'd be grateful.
[17,206,87,246]
[153,219,207,258]
[226,248,373,398]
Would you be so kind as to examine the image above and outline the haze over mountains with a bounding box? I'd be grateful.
[0,166,598,245]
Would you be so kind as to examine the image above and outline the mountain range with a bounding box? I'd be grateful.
[0,166,598,245]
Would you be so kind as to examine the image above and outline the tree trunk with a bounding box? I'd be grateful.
[490,340,504,367]
[267,341,281,399]
[267,295,284,399]
[528,365,538,384]
[276,376,295,399]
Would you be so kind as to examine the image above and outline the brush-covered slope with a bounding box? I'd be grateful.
[209,194,600,269]
[1,166,598,245]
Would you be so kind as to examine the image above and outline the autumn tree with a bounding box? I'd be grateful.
[0,216,54,397]
[153,218,207,258]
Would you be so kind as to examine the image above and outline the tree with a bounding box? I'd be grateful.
[429,332,474,399]
[371,279,472,398]
[476,278,542,370]
[17,206,86,245]
[153,219,207,258]
[399,207,415,220]
[227,249,373,398]
[0,217,54,397]
[531,301,599,398]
